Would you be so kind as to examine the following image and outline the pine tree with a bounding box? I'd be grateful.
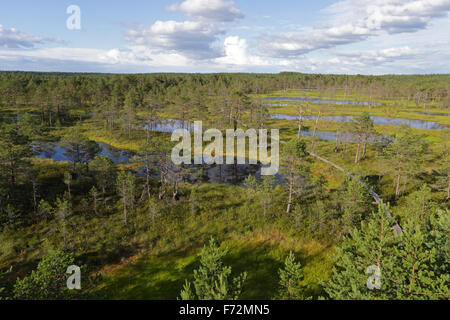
[55,197,72,247]
[392,219,448,299]
[281,139,311,214]
[383,126,428,198]
[13,250,77,300]
[90,156,117,202]
[278,251,306,300]
[116,171,135,226]
[324,203,398,299]
[180,238,247,300]
[339,177,372,236]
[0,267,11,299]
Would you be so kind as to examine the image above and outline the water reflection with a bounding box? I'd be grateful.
[269,114,445,130]
[263,96,383,106]
[32,141,280,185]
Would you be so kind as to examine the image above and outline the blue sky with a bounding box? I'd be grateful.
[0,0,449,74]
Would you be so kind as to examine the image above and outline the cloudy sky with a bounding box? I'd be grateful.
[0,0,449,74]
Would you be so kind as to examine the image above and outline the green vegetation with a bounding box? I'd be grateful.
[180,238,247,300]
[0,72,448,300]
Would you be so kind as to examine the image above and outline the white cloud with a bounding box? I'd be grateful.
[0,25,60,48]
[124,20,224,59]
[261,0,450,57]
[215,36,269,67]
[334,46,420,66]
[260,24,372,57]
[363,0,450,33]
[168,0,244,22]
[0,46,190,68]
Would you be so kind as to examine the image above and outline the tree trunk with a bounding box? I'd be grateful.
[355,140,361,164]
[123,204,127,226]
[335,131,339,152]
[286,172,294,214]
[298,106,303,138]
[362,140,367,160]
[311,111,321,151]
[32,181,38,212]
[395,167,402,199]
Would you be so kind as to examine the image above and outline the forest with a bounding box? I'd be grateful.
[0,71,448,300]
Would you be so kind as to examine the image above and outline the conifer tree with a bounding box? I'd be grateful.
[383,126,428,198]
[90,156,117,202]
[13,250,77,300]
[0,267,11,299]
[180,238,247,300]
[325,203,398,299]
[278,251,306,300]
[116,171,135,226]
[392,219,448,299]
[281,139,311,214]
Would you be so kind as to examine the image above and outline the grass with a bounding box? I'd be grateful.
[91,233,332,300]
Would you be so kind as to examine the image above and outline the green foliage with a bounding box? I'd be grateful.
[281,139,312,213]
[393,220,448,299]
[429,209,450,276]
[90,156,117,198]
[325,203,398,299]
[116,171,135,225]
[0,122,33,189]
[36,199,54,222]
[325,203,449,300]
[55,197,72,246]
[278,252,306,300]
[397,184,437,228]
[339,177,373,235]
[383,126,429,197]
[180,238,247,300]
[13,250,77,300]
[1,72,449,301]
[244,175,275,217]
[61,124,100,170]
[0,267,12,299]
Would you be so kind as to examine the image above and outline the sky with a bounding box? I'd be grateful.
[0,0,449,74]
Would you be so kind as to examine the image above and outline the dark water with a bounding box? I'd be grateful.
[263,96,383,106]
[34,141,135,164]
[33,141,280,185]
[269,114,446,130]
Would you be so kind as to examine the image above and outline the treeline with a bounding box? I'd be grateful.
[1,72,449,117]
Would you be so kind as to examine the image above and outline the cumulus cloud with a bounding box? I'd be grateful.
[168,0,244,22]
[124,20,224,59]
[261,0,450,57]
[0,25,60,48]
[123,0,245,61]
[363,0,450,33]
[215,36,269,67]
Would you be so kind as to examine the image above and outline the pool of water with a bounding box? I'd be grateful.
[32,141,281,185]
[263,96,383,106]
[142,118,194,133]
[269,114,445,130]
[399,110,450,117]
[299,130,393,145]
[34,141,136,164]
